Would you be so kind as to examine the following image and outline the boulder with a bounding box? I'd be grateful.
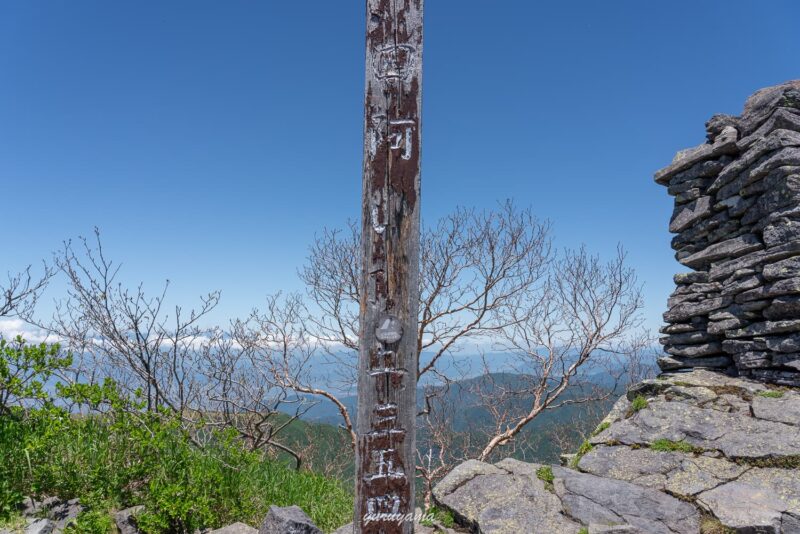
[24,519,54,534]
[114,506,144,534]
[208,522,258,534]
[432,457,699,534]
[258,506,321,534]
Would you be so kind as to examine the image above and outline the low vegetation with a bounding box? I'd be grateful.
[650,439,701,454]
[591,421,611,436]
[420,506,455,529]
[700,514,735,534]
[757,390,784,398]
[0,338,352,534]
[630,395,649,413]
[536,465,555,492]
[570,440,594,468]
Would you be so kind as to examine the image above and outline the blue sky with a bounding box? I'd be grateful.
[2,1,799,332]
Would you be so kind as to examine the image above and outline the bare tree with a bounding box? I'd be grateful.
[23,231,332,469]
[475,246,643,460]
[1,264,53,319]
[295,202,552,438]
[38,230,219,416]
[286,202,647,500]
[544,400,611,461]
[194,318,310,470]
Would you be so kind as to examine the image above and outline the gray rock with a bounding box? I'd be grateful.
[752,390,800,425]
[663,296,732,323]
[763,256,800,281]
[773,352,800,369]
[656,127,738,186]
[697,481,786,533]
[208,522,258,534]
[578,445,747,498]
[598,397,800,459]
[764,219,800,248]
[588,524,638,534]
[24,520,54,534]
[664,342,724,358]
[669,196,713,233]
[114,506,144,534]
[737,82,800,136]
[657,355,732,371]
[737,276,800,302]
[48,499,83,532]
[709,240,800,281]
[332,523,444,534]
[707,317,747,335]
[258,506,321,534]
[720,274,763,296]
[658,330,716,345]
[726,319,800,338]
[733,351,773,369]
[433,458,581,534]
[551,466,699,534]
[434,457,700,534]
[674,271,709,284]
[679,234,763,269]
[764,295,800,319]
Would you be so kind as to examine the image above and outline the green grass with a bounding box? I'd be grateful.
[0,512,27,534]
[578,528,589,534]
[624,395,649,419]
[420,507,454,528]
[735,455,800,469]
[570,440,594,469]
[591,421,611,436]
[536,466,555,492]
[631,396,648,412]
[650,439,701,454]
[757,390,784,398]
[700,515,734,534]
[64,509,115,534]
[0,410,352,533]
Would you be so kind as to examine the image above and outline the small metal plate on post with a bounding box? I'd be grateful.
[375,315,403,344]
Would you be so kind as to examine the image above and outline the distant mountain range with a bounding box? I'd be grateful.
[278,359,648,464]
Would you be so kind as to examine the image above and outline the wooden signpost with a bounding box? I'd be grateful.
[354,1,423,532]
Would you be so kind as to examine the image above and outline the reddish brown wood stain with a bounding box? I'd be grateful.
[354,0,423,532]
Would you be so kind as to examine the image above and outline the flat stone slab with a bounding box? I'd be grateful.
[578,445,748,498]
[434,369,799,533]
[433,458,698,534]
[209,522,258,534]
[551,466,699,534]
[592,371,800,460]
[583,369,800,533]
[433,458,581,534]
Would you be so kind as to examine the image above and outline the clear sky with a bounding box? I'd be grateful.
[2,1,799,333]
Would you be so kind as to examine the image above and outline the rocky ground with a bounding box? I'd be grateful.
[432,369,800,533]
[5,369,797,533]
[0,502,331,534]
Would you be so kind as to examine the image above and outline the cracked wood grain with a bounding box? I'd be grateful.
[354,0,423,532]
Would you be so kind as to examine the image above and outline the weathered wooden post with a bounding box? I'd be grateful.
[354,1,423,532]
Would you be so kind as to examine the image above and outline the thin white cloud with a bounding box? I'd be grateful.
[0,318,61,344]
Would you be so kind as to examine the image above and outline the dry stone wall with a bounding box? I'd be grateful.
[657,80,800,387]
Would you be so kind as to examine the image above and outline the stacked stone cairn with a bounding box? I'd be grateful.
[658,80,800,387]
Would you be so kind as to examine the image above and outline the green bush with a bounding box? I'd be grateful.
[0,339,352,533]
[631,396,648,412]
[0,336,72,414]
[536,465,554,492]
